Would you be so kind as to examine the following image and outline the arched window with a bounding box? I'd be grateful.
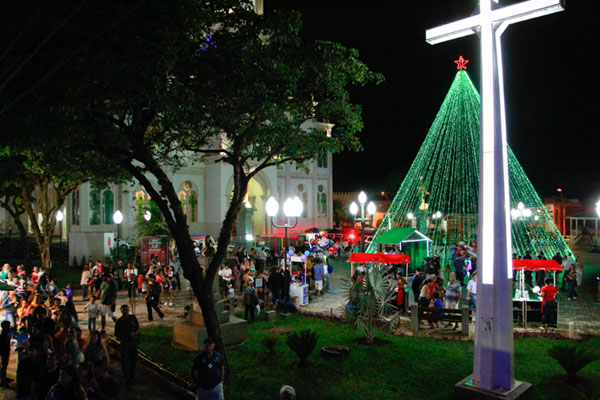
[102,190,114,225]
[71,190,80,225]
[296,184,307,218]
[317,185,327,217]
[178,191,187,218]
[189,191,198,222]
[89,189,101,225]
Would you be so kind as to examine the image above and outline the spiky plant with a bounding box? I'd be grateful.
[286,329,319,368]
[548,344,600,384]
[261,334,279,356]
[344,264,398,345]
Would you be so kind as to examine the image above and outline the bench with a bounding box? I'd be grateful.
[410,305,471,336]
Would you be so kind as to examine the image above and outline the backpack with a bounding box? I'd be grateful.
[244,286,258,306]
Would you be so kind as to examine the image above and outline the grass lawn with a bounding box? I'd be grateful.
[138,315,600,400]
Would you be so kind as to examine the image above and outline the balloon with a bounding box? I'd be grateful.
[300,255,307,262]
[304,250,310,257]
[288,249,295,256]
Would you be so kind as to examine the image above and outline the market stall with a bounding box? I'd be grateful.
[371,228,432,273]
[347,252,411,279]
[512,259,562,326]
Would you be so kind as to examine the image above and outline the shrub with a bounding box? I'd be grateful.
[286,329,319,368]
[549,344,600,384]
[261,334,279,355]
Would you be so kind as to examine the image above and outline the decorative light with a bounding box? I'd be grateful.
[113,210,123,225]
[596,199,600,219]
[366,201,376,216]
[454,55,469,70]
[518,202,525,210]
[349,202,359,216]
[534,215,540,221]
[265,196,279,217]
[245,234,254,241]
[144,210,151,221]
[283,196,303,218]
[366,68,572,264]
[358,191,367,205]
[55,210,64,222]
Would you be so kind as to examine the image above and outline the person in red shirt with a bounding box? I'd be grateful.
[539,278,559,332]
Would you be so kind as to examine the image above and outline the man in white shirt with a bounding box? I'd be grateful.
[466,272,477,311]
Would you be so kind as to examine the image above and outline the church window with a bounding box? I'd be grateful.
[296,184,307,218]
[178,181,197,223]
[89,189,101,225]
[71,190,80,225]
[317,152,328,168]
[189,191,198,222]
[135,190,148,220]
[317,185,327,217]
[101,190,114,225]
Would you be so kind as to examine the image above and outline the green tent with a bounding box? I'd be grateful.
[373,228,432,273]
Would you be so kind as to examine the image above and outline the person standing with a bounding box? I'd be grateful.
[169,256,182,291]
[80,266,91,301]
[411,269,423,302]
[575,263,584,287]
[146,277,165,321]
[190,338,224,400]
[567,266,578,300]
[396,275,407,314]
[124,263,138,314]
[98,275,116,333]
[269,267,283,308]
[313,258,324,296]
[539,278,559,333]
[115,304,139,384]
[242,281,258,323]
[466,272,477,311]
[0,321,12,386]
[444,272,462,329]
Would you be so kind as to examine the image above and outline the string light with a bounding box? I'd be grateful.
[368,69,574,262]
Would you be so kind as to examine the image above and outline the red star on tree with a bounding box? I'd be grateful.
[454,55,469,70]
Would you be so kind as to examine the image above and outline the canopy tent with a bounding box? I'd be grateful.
[512,259,562,300]
[512,259,562,271]
[347,252,411,279]
[373,228,432,272]
[304,227,327,234]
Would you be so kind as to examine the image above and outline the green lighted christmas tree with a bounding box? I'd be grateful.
[368,59,573,262]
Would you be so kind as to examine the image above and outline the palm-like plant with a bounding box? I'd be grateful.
[344,264,398,344]
[549,344,600,384]
[286,329,319,368]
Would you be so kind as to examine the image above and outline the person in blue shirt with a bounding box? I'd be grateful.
[313,258,324,296]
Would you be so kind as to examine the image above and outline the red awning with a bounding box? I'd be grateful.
[512,259,563,271]
[347,252,411,264]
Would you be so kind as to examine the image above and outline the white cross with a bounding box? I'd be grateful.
[426,0,564,393]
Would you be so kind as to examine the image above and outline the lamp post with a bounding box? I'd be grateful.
[113,210,123,260]
[557,188,565,236]
[349,191,376,252]
[56,210,64,253]
[265,196,303,267]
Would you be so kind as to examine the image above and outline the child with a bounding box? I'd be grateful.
[0,321,12,386]
[141,277,149,297]
[83,295,100,332]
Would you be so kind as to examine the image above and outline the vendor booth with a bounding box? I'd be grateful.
[512,259,562,327]
[372,228,432,273]
[289,255,309,306]
[347,252,411,279]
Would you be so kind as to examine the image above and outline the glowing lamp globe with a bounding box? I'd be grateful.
[265,196,279,217]
[55,210,64,222]
[366,201,376,216]
[349,202,359,216]
[518,202,525,210]
[144,211,151,221]
[358,191,367,205]
[113,210,123,225]
[283,196,303,218]
[596,199,600,218]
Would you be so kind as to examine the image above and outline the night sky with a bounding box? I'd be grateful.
[267,0,600,206]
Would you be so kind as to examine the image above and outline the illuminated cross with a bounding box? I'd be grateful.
[426,0,564,395]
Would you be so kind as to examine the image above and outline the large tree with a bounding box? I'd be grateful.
[7,0,382,376]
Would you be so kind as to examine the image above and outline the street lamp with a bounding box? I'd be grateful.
[557,188,565,235]
[56,210,64,252]
[113,210,123,260]
[266,196,303,267]
[349,191,376,252]
[143,210,151,222]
